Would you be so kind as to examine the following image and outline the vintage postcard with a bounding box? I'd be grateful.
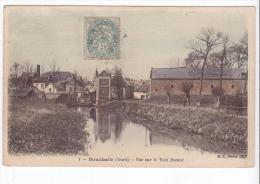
[3,6,256,167]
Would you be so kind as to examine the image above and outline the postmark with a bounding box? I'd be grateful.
[85,17,120,60]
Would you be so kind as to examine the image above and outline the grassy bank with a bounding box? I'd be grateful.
[103,101,247,151]
[8,98,87,155]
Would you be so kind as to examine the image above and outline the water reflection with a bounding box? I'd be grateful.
[77,107,245,156]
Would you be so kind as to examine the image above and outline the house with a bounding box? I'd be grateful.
[32,78,46,92]
[41,71,75,82]
[44,83,58,93]
[85,83,95,93]
[134,81,150,100]
[20,72,36,79]
[150,67,247,97]
[94,70,112,104]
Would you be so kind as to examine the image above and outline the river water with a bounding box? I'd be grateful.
[77,107,244,158]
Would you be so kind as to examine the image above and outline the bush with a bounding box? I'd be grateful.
[56,94,77,107]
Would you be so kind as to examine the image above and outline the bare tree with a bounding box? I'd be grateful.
[185,52,203,69]
[241,33,248,94]
[49,60,60,82]
[23,62,34,73]
[218,34,229,89]
[49,60,60,72]
[188,27,222,95]
[9,62,22,78]
[229,32,248,69]
[181,81,193,105]
[229,33,248,94]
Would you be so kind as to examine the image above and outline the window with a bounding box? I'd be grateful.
[49,88,52,92]
[155,88,158,91]
[41,84,44,89]
[35,84,38,87]
[69,87,73,91]
[211,84,214,88]
[231,84,235,88]
[171,85,174,88]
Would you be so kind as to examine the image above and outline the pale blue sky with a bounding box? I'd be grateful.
[6,6,250,79]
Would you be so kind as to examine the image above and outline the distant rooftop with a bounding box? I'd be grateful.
[41,71,75,82]
[150,67,246,80]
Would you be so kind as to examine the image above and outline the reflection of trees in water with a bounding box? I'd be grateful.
[110,113,123,141]
[149,128,246,155]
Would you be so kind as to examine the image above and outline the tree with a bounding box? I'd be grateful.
[164,84,172,104]
[229,32,248,69]
[212,86,224,108]
[73,70,78,95]
[240,33,248,94]
[185,52,203,69]
[217,33,229,89]
[229,33,248,94]
[23,62,34,73]
[181,81,193,105]
[9,62,22,78]
[49,60,60,72]
[49,60,60,82]
[188,27,222,95]
[111,67,125,101]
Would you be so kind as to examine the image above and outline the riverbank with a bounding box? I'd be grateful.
[8,98,87,155]
[102,101,248,151]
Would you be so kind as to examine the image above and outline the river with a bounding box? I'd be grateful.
[77,107,245,158]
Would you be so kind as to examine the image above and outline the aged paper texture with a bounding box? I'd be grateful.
[3,6,256,167]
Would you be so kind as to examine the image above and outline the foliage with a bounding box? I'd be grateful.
[181,82,193,96]
[181,82,193,105]
[56,94,77,107]
[8,98,87,154]
[111,67,125,100]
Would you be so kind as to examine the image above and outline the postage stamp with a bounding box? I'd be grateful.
[85,17,120,60]
[3,6,256,167]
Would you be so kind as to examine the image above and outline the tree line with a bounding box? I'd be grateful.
[177,28,248,105]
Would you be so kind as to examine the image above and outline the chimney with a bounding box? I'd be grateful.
[36,65,40,77]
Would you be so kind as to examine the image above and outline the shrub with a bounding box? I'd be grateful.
[56,94,77,107]
[181,82,193,105]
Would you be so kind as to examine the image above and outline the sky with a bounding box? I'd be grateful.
[5,6,251,80]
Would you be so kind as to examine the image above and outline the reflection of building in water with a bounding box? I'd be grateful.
[94,109,111,142]
[93,109,125,143]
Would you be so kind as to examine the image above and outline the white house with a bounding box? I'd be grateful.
[33,82,45,91]
[44,83,57,93]
[134,82,150,100]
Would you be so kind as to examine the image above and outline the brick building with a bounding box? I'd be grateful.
[150,67,247,97]
[94,70,112,105]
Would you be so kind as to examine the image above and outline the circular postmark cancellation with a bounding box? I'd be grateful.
[85,17,120,60]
